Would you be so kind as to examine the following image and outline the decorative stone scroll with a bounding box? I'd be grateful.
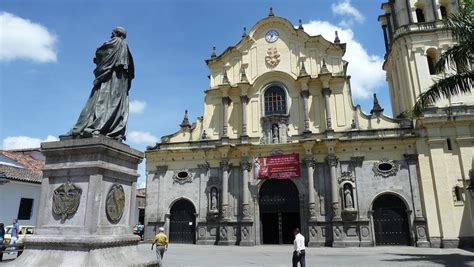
[372,159,399,178]
[172,169,194,184]
[338,171,354,184]
[106,184,125,224]
[52,182,82,220]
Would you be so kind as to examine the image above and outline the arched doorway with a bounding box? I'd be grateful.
[372,194,411,246]
[259,180,300,244]
[169,199,196,244]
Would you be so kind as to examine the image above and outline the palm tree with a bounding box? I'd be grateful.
[412,0,474,116]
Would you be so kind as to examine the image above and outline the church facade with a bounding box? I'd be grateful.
[145,2,474,247]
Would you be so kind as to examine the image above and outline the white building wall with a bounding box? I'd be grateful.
[0,181,41,226]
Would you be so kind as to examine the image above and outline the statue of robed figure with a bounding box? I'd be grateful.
[61,27,134,141]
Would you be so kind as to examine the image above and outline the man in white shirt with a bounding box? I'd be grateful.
[292,228,306,267]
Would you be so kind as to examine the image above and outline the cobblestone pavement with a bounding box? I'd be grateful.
[2,243,473,266]
[140,243,474,267]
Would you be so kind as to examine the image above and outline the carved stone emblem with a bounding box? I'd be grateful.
[360,227,370,237]
[310,227,317,238]
[338,171,354,184]
[220,227,227,239]
[242,227,249,239]
[106,184,125,224]
[172,169,194,184]
[373,159,400,178]
[265,47,280,68]
[242,204,251,219]
[52,182,82,220]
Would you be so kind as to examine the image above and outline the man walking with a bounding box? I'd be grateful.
[136,222,144,241]
[151,227,168,267]
[8,219,19,255]
[292,228,305,267]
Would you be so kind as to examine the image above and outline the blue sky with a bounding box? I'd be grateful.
[0,0,391,188]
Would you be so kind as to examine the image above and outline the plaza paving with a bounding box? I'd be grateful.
[146,243,474,267]
[2,243,474,266]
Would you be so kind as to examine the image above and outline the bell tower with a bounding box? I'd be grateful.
[378,0,472,117]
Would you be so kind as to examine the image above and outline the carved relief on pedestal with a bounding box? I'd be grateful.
[242,226,249,240]
[106,184,125,224]
[310,226,317,238]
[52,182,82,221]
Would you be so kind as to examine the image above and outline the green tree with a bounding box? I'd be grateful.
[412,0,474,116]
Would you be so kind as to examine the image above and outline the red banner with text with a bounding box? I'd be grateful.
[254,154,301,179]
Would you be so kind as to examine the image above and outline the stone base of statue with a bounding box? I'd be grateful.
[7,137,158,267]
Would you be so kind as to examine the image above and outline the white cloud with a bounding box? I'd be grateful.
[331,0,365,25]
[0,12,57,63]
[129,100,146,114]
[303,20,385,99]
[137,163,146,189]
[2,135,58,150]
[128,131,158,145]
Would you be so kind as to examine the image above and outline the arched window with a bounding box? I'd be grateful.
[440,5,448,19]
[416,8,426,22]
[264,86,286,115]
[426,49,438,75]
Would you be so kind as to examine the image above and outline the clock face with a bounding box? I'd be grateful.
[265,30,279,43]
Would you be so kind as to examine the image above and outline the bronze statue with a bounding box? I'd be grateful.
[61,27,134,141]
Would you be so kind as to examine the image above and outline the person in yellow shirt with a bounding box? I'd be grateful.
[151,227,168,266]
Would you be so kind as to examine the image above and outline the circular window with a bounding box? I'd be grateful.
[372,160,399,178]
[377,163,393,172]
[177,171,189,179]
[173,170,194,184]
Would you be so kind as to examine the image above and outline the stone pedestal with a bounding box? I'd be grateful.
[331,220,345,248]
[239,221,254,246]
[307,222,325,247]
[218,224,237,246]
[9,137,157,266]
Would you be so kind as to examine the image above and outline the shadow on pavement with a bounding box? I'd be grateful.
[383,253,474,267]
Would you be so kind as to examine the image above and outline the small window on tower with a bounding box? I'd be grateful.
[440,6,448,19]
[453,186,464,205]
[426,49,438,75]
[416,8,426,23]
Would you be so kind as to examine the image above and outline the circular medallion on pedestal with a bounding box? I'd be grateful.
[106,184,125,224]
[361,226,370,237]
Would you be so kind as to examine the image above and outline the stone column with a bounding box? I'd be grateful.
[404,153,430,247]
[304,156,317,220]
[222,97,231,138]
[301,90,311,134]
[322,87,333,131]
[327,154,340,220]
[220,158,231,220]
[240,95,249,142]
[241,159,252,220]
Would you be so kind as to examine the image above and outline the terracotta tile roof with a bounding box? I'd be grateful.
[0,150,44,172]
[0,150,43,184]
[0,165,42,184]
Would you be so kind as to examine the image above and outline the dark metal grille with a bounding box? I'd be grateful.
[259,180,299,213]
[264,86,286,115]
[259,180,300,244]
[169,200,196,244]
[373,194,410,246]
